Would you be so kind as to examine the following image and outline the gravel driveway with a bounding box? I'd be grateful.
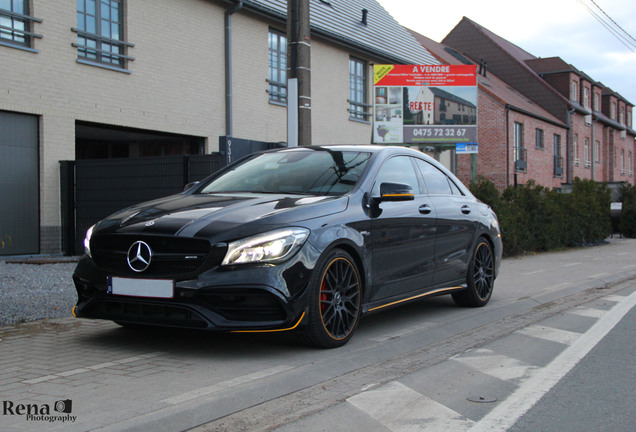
[0,259,78,326]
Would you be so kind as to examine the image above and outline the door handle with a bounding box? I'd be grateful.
[461,205,471,214]
[419,204,432,215]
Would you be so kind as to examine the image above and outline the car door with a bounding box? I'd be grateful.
[414,158,478,286]
[369,156,437,301]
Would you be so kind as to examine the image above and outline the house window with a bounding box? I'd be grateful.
[571,80,578,102]
[0,0,41,49]
[584,137,590,167]
[583,87,590,109]
[349,57,370,121]
[594,93,600,112]
[268,29,287,104]
[554,134,563,177]
[514,122,526,171]
[535,128,544,149]
[573,134,579,166]
[73,0,134,69]
[619,106,625,125]
[629,151,633,176]
[611,102,617,120]
[621,149,625,175]
[595,140,601,163]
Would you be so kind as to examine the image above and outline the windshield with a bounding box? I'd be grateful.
[199,149,372,196]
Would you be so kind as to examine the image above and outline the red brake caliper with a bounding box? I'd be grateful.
[320,281,328,312]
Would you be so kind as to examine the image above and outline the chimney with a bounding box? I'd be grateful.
[361,9,368,25]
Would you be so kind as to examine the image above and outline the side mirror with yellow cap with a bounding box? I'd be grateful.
[377,182,415,202]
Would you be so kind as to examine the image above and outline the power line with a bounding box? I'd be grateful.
[578,0,636,53]
[588,0,636,45]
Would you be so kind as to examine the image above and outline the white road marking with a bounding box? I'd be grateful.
[347,381,474,432]
[451,348,538,382]
[568,307,606,319]
[161,365,295,405]
[515,325,582,345]
[563,262,581,267]
[603,294,628,303]
[587,272,609,279]
[470,289,636,432]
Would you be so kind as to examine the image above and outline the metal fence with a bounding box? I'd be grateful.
[60,154,225,255]
[60,137,285,255]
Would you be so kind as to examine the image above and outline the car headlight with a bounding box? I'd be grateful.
[222,228,310,266]
[84,224,96,258]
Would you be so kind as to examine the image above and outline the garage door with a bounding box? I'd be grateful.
[0,111,39,255]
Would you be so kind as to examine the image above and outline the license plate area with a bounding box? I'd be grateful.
[107,276,174,299]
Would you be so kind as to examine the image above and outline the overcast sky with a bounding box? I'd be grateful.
[377,0,636,106]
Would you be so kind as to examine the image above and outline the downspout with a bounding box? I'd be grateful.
[591,114,597,181]
[506,105,510,187]
[225,1,244,138]
[566,108,576,184]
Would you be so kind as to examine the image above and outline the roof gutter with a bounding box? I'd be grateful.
[225,0,244,137]
[506,104,567,128]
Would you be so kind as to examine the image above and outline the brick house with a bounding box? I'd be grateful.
[0,0,436,255]
[442,17,635,190]
[409,30,568,191]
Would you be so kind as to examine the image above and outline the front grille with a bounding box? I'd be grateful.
[91,234,226,278]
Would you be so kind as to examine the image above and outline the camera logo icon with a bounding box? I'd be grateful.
[54,400,72,414]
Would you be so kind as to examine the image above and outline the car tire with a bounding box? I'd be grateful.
[452,238,494,307]
[300,249,362,348]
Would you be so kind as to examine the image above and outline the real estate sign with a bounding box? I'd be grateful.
[373,65,478,145]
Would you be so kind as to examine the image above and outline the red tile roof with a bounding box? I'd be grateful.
[408,28,565,127]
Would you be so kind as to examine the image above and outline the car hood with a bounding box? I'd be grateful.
[94,193,348,240]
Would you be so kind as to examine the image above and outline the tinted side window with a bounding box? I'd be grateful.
[372,156,420,195]
[415,159,452,195]
[448,179,463,196]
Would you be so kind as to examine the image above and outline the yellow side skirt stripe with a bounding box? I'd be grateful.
[368,286,464,312]
[231,312,306,334]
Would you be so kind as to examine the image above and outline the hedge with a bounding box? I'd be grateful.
[469,178,612,257]
[619,183,636,238]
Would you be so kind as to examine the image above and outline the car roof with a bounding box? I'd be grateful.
[279,144,421,155]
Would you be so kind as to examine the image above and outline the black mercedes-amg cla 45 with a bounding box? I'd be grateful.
[73,145,502,348]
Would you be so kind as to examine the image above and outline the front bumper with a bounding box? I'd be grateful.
[72,251,314,331]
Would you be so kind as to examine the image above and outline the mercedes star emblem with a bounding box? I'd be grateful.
[127,241,152,272]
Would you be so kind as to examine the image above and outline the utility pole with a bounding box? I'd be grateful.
[287,0,311,146]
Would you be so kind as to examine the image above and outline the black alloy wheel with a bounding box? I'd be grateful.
[452,239,494,307]
[301,249,362,348]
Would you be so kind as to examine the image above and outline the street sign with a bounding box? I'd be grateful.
[456,142,479,154]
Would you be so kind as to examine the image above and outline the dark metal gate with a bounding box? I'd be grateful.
[61,137,284,255]
[0,111,39,255]
[60,154,225,256]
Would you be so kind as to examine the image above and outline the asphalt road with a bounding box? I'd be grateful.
[509,306,636,432]
[0,238,635,432]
